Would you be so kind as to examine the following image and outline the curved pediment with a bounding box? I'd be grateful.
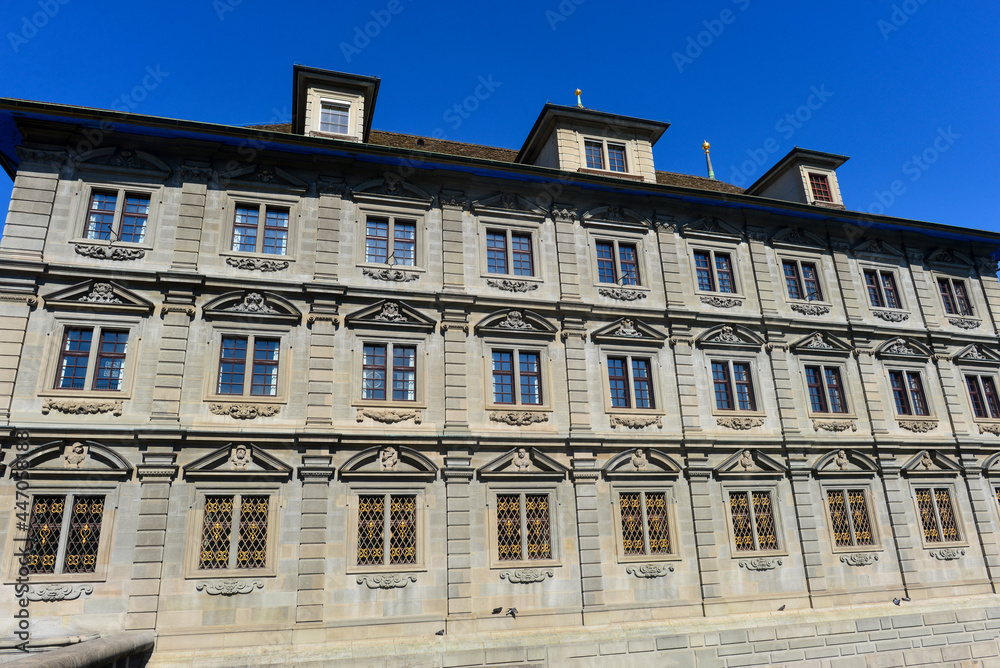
[981,452,1000,473]
[43,280,154,314]
[345,300,437,332]
[75,147,171,179]
[478,448,568,481]
[681,215,742,240]
[770,227,827,248]
[603,448,682,480]
[592,318,667,345]
[875,337,931,359]
[901,450,961,475]
[202,291,302,323]
[339,446,437,481]
[353,176,434,205]
[471,192,547,218]
[581,205,649,228]
[716,449,787,477]
[697,325,764,350]
[475,309,557,339]
[790,331,853,356]
[184,443,292,481]
[218,163,308,193]
[813,449,879,476]
[18,440,132,480]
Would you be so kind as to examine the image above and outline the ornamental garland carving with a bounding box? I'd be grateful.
[196,580,264,596]
[209,403,281,420]
[226,257,290,272]
[739,558,782,571]
[948,317,980,330]
[74,245,145,261]
[840,553,878,566]
[500,568,553,584]
[610,415,662,429]
[613,319,642,337]
[716,417,764,430]
[872,310,908,322]
[700,296,742,308]
[231,293,276,314]
[803,333,834,349]
[791,303,831,316]
[26,584,94,602]
[898,420,937,433]
[487,278,538,293]
[625,563,674,578]
[885,339,917,355]
[978,423,1000,436]
[363,267,419,282]
[79,283,122,304]
[497,311,534,330]
[489,411,549,426]
[357,408,422,424]
[599,287,647,301]
[373,302,407,322]
[710,326,745,344]
[813,420,858,433]
[929,548,965,561]
[42,399,123,417]
[551,206,578,223]
[357,574,417,589]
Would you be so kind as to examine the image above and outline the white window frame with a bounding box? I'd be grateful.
[581,137,630,173]
[318,100,351,136]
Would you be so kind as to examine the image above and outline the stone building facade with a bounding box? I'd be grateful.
[2,65,1000,666]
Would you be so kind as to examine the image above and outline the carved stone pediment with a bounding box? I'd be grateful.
[15,440,131,481]
[345,300,436,332]
[603,448,682,479]
[478,448,567,481]
[770,227,827,248]
[925,248,972,267]
[697,325,764,350]
[184,443,292,481]
[790,331,852,356]
[581,205,649,228]
[471,192,547,219]
[218,163,308,193]
[339,446,437,481]
[202,291,301,323]
[813,449,879,476]
[715,449,786,477]
[75,146,171,179]
[901,450,961,475]
[43,280,154,314]
[353,175,434,205]
[876,337,930,359]
[852,238,903,258]
[591,318,666,345]
[680,215,742,239]
[476,309,557,339]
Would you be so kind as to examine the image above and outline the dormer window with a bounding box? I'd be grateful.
[319,101,350,135]
[809,173,833,202]
[584,139,627,173]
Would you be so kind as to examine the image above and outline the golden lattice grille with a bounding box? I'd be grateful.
[730,491,754,552]
[63,496,104,574]
[827,489,874,548]
[752,491,778,551]
[916,488,959,544]
[236,495,268,569]
[646,492,671,555]
[525,494,551,560]
[200,495,234,569]
[916,489,938,542]
[935,489,959,542]
[389,495,417,565]
[848,490,874,546]
[358,495,385,566]
[497,494,521,560]
[25,495,65,574]
[619,492,644,555]
[827,490,852,547]
[729,490,778,552]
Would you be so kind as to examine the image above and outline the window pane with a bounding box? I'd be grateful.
[25,495,65,574]
[694,251,715,292]
[363,344,387,400]
[805,366,827,413]
[809,173,833,202]
[889,371,910,415]
[729,491,754,552]
[907,372,929,416]
[783,261,803,300]
[751,491,778,550]
[86,192,117,240]
[393,221,416,266]
[262,208,289,255]
[715,253,735,293]
[218,336,247,395]
[596,241,616,283]
[801,263,822,301]
[938,278,957,314]
[733,362,756,411]
[608,357,629,408]
[519,352,541,405]
[983,377,1000,418]
[827,490,853,547]
[486,231,508,274]
[881,273,900,309]
[62,495,104,574]
[358,495,385,565]
[320,103,350,134]
[236,495,269,569]
[119,194,149,243]
[916,489,939,542]
[968,376,989,418]
[607,143,627,172]
[712,361,733,410]
[864,270,884,307]
[232,206,259,252]
[492,351,514,404]
[825,368,846,414]
[392,345,416,401]
[632,358,654,409]
[251,339,280,396]
[525,494,551,560]
[58,328,93,389]
[646,492,671,555]
[584,140,604,170]
[848,490,874,546]
[94,330,128,391]
[953,280,973,316]
[200,495,234,569]
[511,233,534,277]
[389,495,417,565]
[619,492,645,555]
[496,494,522,561]
[619,243,639,286]
[365,218,389,264]
[935,489,959,542]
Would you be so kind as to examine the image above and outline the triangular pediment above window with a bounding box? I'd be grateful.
[901,450,962,475]
[18,440,132,481]
[697,325,764,350]
[75,146,171,180]
[680,215,742,240]
[352,175,434,206]
[603,448,682,480]
[345,300,436,332]
[339,446,437,481]
[471,192,547,220]
[475,309,557,340]
[591,317,666,346]
[478,447,568,481]
[926,247,972,267]
[715,449,787,478]
[953,344,1000,366]
[875,337,931,359]
[217,163,308,194]
[790,331,852,356]
[770,227,827,248]
[184,443,292,481]
[812,449,879,477]
[43,280,154,314]
[202,291,302,323]
[581,205,649,228]
[851,237,903,258]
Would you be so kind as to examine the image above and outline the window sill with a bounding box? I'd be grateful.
[617,553,682,564]
[830,545,882,555]
[606,407,663,416]
[491,559,561,570]
[185,569,276,580]
[577,168,644,181]
[487,404,551,412]
[352,400,426,410]
[731,550,788,560]
[482,273,541,283]
[809,412,858,420]
[310,130,360,142]
[39,389,132,401]
[206,397,286,405]
[346,565,427,576]
[4,573,106,586]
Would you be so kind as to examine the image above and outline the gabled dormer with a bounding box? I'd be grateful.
[516,104,668,183]
[292,65,380,142]
[745,148,849,209]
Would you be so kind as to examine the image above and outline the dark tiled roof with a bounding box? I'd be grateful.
[245,125,744,195]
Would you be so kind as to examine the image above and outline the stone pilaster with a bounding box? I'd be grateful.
[170,167,210,272]
[304,312,338,427]
[441,312,471,433]
[571,455,604,617]
[746,227,779,318]
[975,257,1000,334]
[314,178,346,281]
[150,299,196,423]
[960,456,1000,593]
[0,295,35,422]
[878,461,916,595]
[0,148,65,264]
[296,456,335,624]
[830,240,865,322]
[653,219,685,309]
[687,458,719,610]
[439,191,467,291]
[788,463,828,600]
[904,250,936,329]
[766,342,800,436]
[443,455,475,624]
[552,206,581,302]
[854,347,889,434]
[671,335,702,434]
[561,321,591,434]
[934,355,971,437]
[125,453,177,631]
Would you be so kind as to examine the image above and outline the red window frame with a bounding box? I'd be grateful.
[809,173,833,202]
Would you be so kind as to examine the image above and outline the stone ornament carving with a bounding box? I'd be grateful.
[872,310,908,322]
[738,450,754,471]
[196,580,264,596]
[357,573,418,589]
[814,421,858,433]
[804,333,833,349]
[963,346,987,360]
[948,317,980,330]
[598,287,647,301]
[977,258,1000,274]
[107,149,146,169]
[229,444,251,470]
[363,267,418,282]
[497,311,534,330]
[835,450,849,469]
[500,568,553,584]
[42,399,123,417]
[209,403,281,420]
[0,294,39,306]
[840,553,878,566]
[226,257,289,272]
[63,442,88,469]
[79,283,122,304]
[920,452,934,469]
[552,206,578,223]
[625,563,674,578]
[898,420,937,433]
[739,558,782,571]
[489,411,548,426]
[631,449,648,471]
[75,245,145,261]
[486,278,538,293]
[710,326,744,344]
[978,424,1000,436]
[26,584,94,602]
[373,302,407,322]
[438,189,465,208]
[512,448,531,472]
[179,165,213,182]
[700,296,742,308]
[16,146,67,166]
[885,339,917,356]
[231,292,276,314]
[161,305,196,318]
[610,415,662,429]
[791,303,831,316]
[379,446,399,471]
[613,319,641,338]
[316,177,347,196]
[717,417,765,430]
[357,408,422,424]
[929,548,965,561]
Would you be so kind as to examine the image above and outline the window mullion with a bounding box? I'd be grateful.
[842,490,859,546]
[931,491,946,543]
[53,493,73,574]
[511,348,521,406]
[383,493,391,566]
[229,494,241,569]
[85,326,101,391]
[639,491,651,555]
[747,492,760,551]
[519,494,529,560]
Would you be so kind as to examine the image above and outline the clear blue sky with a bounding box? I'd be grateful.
[1,0,997,237]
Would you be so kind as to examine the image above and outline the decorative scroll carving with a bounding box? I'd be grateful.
[551,206,578,223]
[497,311,534,330]
[209,403,280,420]
[898,420,937,433]
[26,584,93,602]
[626,563,674,578]
[499,568,553,584]
[885,339,917,355]
[717,416,764,430]
[929,548,965,561]
[631,449,648,470]
[739,558,782,571]
[948,317,980,330]
[63,442,88,469]
[977,258,999,274]
[840,553,878,566]
[803,333,833,349]
[710,326,744,344]
[978,423,1000,436]
[196,580,263,596]
[379,447,399,471]
[487,278,539,293]
[598,287,647,301]
[79,283,122,304]
[512,448,531,472]
[610,415,662,429]
[489,411,548,426]
[226,257,290,272]
[872,310,908,322]
[613,319,642,337]
[161,305,196,318]
[0,294,38,306]
[231,293,276,314]
[179,165,213,182]
[814,420,858,433]
[438,189,466,208]
[700,296,742,308]
[363,267,419,282]
[74,245,145,261]
[229,444,251,470]
[357,408,421,424]
[42,399,122,417]
[791,303,831,316]
[357,574,417,589]
[373,302,407,322]
[962,345,987,361]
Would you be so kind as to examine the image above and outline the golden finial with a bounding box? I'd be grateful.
[702,140,711,153]
[575,89,583,108]
[703,141,716,180]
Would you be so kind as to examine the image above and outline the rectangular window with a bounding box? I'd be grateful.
[782,260,822,301]
[619,491,672,556]
[486,230,534,277]
[250,339,280,396]
[93,330,129,391]
[966,374,1000,419]
[57,329,93,390]
[729,490,778,552]
[217,335,279,396]
[826,489,875,547]
[915,488,959,544]
[809,173,833,202]
[365,216,416,266]
[491,350,542,405]
[496,493,551,561]
[938,278,973,316]
[23,494,105,575]
[694,250,736,293]
[805,365,848,414]
[888,370,929,416]
[584,140,604,170]
[198,494,270,570]
[392,345,416,402]
[607,356,654,409]
[231,204,290,255]
[595,240,640,285]
[56,327,130,392]
[357,494,417,567]
[864,269,901,309]
[85,190,150,244]
[363,343,416,402]
[583,139,628,173]
[712,361,756,411]
[607,143,627,172]
[319,102,350,134]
